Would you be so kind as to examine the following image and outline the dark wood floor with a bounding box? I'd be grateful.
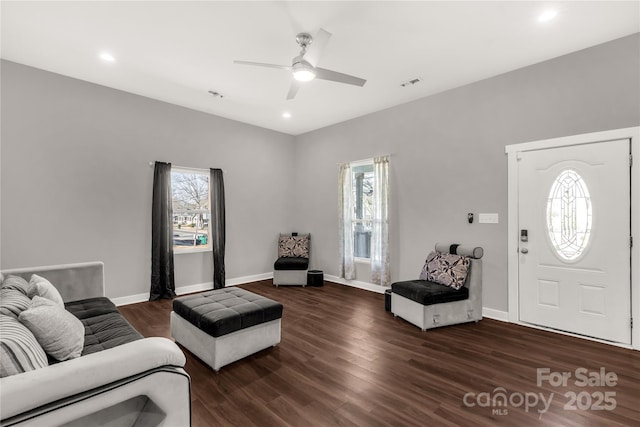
[119,280,640,426]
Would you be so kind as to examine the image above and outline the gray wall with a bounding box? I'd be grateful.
[293,34,640,312]
[2,34,638,309]
[1,61,296,299]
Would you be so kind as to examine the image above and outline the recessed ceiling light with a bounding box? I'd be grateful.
[282,112,292,119]
[538,10,558,22]
[99,52,115,62]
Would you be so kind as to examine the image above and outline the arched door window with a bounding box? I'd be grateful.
[546,170,592,261]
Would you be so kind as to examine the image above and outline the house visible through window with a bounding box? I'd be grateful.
[352,162,374,258]
[171,168,211,251]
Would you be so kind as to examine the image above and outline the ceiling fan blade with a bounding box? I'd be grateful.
[303,28,331,67]
[286,81,300,100]
[315,68,366,87]
[234,60,291,71]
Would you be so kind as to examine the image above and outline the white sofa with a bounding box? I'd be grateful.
[0,262,191,426]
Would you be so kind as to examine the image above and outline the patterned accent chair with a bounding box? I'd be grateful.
[273,233,310,286]
[391,242,484,331]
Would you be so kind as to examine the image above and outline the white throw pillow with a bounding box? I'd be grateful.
[19,296,85,361]
[28,274,64,307]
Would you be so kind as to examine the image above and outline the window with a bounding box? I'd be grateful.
[546,169,592,261]
[352,162,374,258]
[171,168,210,251]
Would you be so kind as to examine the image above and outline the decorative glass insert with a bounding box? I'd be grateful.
[546,170,592,261]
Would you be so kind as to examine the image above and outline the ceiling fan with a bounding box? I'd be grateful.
[234,29,366,100]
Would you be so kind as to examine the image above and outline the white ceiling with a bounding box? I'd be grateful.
[2,1,638,135]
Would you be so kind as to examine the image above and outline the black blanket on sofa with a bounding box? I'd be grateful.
[65,297,142,355]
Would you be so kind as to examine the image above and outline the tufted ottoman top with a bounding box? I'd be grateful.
[172,288,283,338]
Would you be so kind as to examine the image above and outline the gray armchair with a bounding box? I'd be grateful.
[273,233,310,286]
[391,243,483,331]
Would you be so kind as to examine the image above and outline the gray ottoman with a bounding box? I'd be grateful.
[170,288,283,371]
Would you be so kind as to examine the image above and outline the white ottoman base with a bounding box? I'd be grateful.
[273,269,307,286]
[391,293,480,331]
[170,312,281,371]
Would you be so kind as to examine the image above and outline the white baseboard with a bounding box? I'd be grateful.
[111,292,150,307]
[176,282,214,295]
[111,272,274,306]
[226,272,273,287]
[112,273,513,327]
[324,274,387,294]
[325,275,513,319]
[482,307,509,322]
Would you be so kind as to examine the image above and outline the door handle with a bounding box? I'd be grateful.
[521,248,529,254]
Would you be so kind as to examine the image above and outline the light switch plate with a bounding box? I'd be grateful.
[479,213,499,224]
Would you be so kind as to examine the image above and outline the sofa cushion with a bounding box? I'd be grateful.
[274,256,309,271]
[19,296,85,361]
[0,288,32,319]
[28,274,64,307]
[173,288,283,338]
[419,251,470,290]
[0,315,48,377]
[65,297,143,355]
[391,280,469,305]
[65,296,120,319]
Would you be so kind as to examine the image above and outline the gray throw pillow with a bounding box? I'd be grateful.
[420,251,470,290]
[0,315,48,377]
[19,296,84,361]
[278,235,310,258]
[28,274,64,307]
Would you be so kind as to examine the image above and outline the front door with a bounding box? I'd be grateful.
[517,139,631,344]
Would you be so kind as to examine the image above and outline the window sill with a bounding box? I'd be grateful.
[354,257,371,264]
[174,247,212,255]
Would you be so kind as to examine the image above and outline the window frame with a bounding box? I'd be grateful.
[171,166,212,254]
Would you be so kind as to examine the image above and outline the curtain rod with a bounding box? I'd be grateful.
[149,162,220,173]
[337,154,393,166]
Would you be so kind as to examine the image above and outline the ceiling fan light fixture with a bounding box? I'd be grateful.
[293,69,316,82]
[292,62,316,82]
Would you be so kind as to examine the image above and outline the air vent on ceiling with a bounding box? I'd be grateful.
[400,77,422,87]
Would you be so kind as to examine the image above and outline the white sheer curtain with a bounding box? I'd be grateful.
[371,156,390,286]
[338,163,355,280]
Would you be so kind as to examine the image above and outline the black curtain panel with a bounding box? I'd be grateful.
[150,161,176,300]
[210,168,226,289]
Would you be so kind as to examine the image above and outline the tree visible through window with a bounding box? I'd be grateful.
[352,163,374,258]
[171,169,211,250]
